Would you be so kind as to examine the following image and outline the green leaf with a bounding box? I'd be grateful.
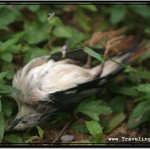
[84,47,103,62]
[85,120,103,143]
[0,85,18,94]
[75,98,112,121]
[109,85,138,97]
[48,16,62,26]
[109,96,126,113]
[36,126,44,139]
[0,7,16,27]
[128,100,150,128]
[0,38,18,52]
[136,83,150,93]
[0,112,4,143]
[2,99,12,117]
[37,10,48,23]
[25,136,40,143]
[130,5,150,18]
[1,52,13,63]
[24,20,49,44]
[105,113,126,133]
[53,26,72,38]
[128,70,150,82]
[27,5,40,12]
[76,9,91,31]
[110,5,126,24]
[4,134,23,143]
[71,122,89,134]
[0,72,8,82]
[23,47,49,63]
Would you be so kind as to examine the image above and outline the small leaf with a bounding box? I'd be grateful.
[109,96,126,113]
[136,83,150,93]
[4,134,23,143]
[85,120,103,143]
[0,112,4,143]
[128,100,150,128]
[36,126,44,139]
[1,52,13,63]
[75,98,112,121]
[0,72,7,82]
[111,5,126,24]
[105,113,126,133]
[84,47,103,62]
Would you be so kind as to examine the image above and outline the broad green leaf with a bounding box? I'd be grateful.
[105,113,126,133]
[85,120,103,143]
[4,134,23,143]
[86,120,103,137]
[0,112,4,143]
[84,47,103,62]
[136,83,150,93]
[75,98,112,121]
[110,5,126,24]
[128,100,150,128]
[109,96,125,113]
[1,52,13,63]
[130,5,150,18]
[36,126,44,139]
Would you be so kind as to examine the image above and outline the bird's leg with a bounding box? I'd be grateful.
[84,56,92,68]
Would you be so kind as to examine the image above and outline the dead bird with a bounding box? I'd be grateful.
[8,37,148,130]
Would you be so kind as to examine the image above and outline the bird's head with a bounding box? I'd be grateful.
[8,105,42,130]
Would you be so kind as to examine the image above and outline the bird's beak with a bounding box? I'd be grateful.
[6,119,20,131]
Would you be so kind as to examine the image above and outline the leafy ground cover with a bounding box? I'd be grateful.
[0,3,150,146]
